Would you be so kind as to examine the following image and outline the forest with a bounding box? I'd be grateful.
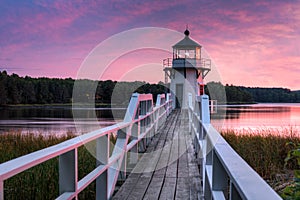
[0,71,165,105]
[206,82,300,104]
[0,71,300,105]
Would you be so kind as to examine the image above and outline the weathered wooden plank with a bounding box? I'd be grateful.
[155,110,180,177]
[165,161,178,178]
[142,112,178,175]
[178,126,189,178]
[190,176,203,200]
[168,133,179,169]
[175,177,190,200]
[164,111,180,178]
[112,173,139,200]
[143,176,164,199]
[155,141,172,171]
[178,153,189,178]
[159,177,177,200]
[153,167,166,178]
[126,176,152,200]
[184,115,203,200]
[142,148,162,175]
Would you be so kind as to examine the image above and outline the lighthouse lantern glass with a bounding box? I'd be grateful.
[174,49,197,59]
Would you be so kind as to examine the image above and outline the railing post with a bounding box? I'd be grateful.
[212,151,228,195]
[199,94,210,124]
[230,181,242,200]
[59,149,77,196]
[204,174,212,200]
[96,136,109,200]
[139,101,146,152]
[129,122,139,165]
[0,180,3,200]
[118,153,127,181]
[154,109,159,132]
[118,127,129,181]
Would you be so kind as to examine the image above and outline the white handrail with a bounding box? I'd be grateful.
[188,93,282,200]
[0,93,173,200]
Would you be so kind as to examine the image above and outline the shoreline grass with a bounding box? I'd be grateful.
[221,128,300,193]
[0,131,98,199]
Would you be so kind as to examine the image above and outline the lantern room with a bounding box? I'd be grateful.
[172,29,201,60]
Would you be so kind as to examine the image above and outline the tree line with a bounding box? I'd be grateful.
[239,86,300,103]
[205,82,300,104]
[1,71,299,105]
[0,71,166,105]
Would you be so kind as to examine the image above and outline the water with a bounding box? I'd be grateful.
[0,106,126,135]
[211,103,300,135]
[1,103,300,136]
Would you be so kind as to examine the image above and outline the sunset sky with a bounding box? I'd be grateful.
[0,0,299,90]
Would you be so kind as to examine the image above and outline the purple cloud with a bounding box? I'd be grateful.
[0,0,299,89]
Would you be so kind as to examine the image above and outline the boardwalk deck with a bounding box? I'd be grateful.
[113,110,203,200]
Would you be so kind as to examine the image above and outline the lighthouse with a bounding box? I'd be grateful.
[164,28,211,109]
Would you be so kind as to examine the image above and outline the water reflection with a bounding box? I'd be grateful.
[1,103,300,136]
[0,106,126,135]
[211,103,300,134]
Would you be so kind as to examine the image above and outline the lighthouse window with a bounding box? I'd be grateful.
[196,47,201,59]
[188,50,196,58]
[185,50,189,58]
[183,50,195,59]
[174,49,197,59]
[178,50,185,58]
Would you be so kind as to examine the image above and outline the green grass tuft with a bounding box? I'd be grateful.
[221,128,300,191]
[0,131,101,199]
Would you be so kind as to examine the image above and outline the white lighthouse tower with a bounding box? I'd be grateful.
[164,28,211,109]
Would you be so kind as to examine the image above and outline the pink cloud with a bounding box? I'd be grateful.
[99,49,171,82]
[1,0,300,90]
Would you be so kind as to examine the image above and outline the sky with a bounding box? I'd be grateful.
[0,0,300,90]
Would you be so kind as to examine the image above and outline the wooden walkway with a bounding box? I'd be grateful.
[113,110,203,200]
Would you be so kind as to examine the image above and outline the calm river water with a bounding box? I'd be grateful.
[0,106,126,135]
[211,103,300,135]
[0,103,300,136]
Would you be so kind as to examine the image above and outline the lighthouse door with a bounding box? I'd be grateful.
[176,84,183,108]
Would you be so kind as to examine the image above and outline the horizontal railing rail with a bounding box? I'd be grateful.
[163,58,172,67]
[172,58,211,70]
[0,93,173,200]
[163,57,211,71]
[188,93,282,200]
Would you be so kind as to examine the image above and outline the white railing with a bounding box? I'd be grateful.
[0,93,173,200]
[172,58,211,70]
[188,94,282,200]
[163,57,211,70]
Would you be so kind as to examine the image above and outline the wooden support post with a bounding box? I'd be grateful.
[59,149,77,195]
[118,153,127,181]
[230,181,242,200]
[96,136,108,200]
[0,181,3,200]
[212,151,228,193]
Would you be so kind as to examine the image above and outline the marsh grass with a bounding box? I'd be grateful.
[2,128,299,198]
[221,128,300,190]
[0,131,115,199]
[0,132,73,199]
